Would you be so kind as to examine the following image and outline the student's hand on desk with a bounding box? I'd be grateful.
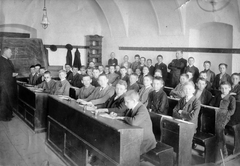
[85,102,94,107]
[76,99,84,103]
[97,109,108,113]
[115,116,124,120]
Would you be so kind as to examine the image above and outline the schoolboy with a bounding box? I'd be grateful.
[54,70,71,96]
[169,73,189,99]
[139,75,153,106]
[127,73,140,92]
[77,75,95,99]
[194,78,212,105]
[37,71,56,94]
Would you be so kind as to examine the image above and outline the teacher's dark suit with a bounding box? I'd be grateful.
[123,102,156,155]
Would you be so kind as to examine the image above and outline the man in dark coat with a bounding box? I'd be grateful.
[168,50,187,87]
[0,47,17,121]
[154,55,167,82]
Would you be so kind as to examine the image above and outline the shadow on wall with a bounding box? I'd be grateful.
[189,22,233,74]
[0,24,37,38]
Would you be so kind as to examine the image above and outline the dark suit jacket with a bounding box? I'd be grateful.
[36,75,44,85]
[70,73,83,88]
[103,93,127,116]
[184,65,199,83]
[154,62,167,81]
[127,82,140,92]
[148,65,155,76]
[194,89,212,105]
[231,84,240,102]
[173,96,201,130]
[54,79,71,96]
[147,88,169,115]
[37,79,56,94]
[123,102,156,154]
[91,77,100,87]
[213,73,231,90]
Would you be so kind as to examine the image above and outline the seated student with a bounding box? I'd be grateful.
[104,65,110,75]
[127,68,133,76]
[32,64,41,85]
[128,73,140,92]
[202,60,215,85]
[147,59,155,76]
[69,66,83,88]
[210,81,236,157]
[108,65,119,86]
[213,63,231,90]
[139,57,146,71]
[154,69,162,77]
[194,78,212,105]
[169,73,189,99]
[54,70,71,96]
[91,68,100,87]
[89,61,95,68]
[98,65,104,75]
[87,67,93,77]
[154,55,167,82]
[65,64,73,81]
[97,80,128,115]
[139,75,153,106]
[36,67,46,85]
[77,74,115,107]
[147,77,169,114]
[108,52,118,66]
[121,55,132,69]
[138,66,150,86]
[230,73,240,102]
[184,57,199,83]
[199,71,212,90]
[77,75,95,99]
[131,54,141,72]
[29,65,36,85]
[186,71,194,83]
[115,65,121,75]
[36,71,56,94]
[172,82,201,131]
[119,67,129,84]
[135,67,142,77]
[115,90,156,155]
[80,66,87,75]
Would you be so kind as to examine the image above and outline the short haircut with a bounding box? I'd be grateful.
[30,65,35,69]
[82,74,91,79]
[2,47,10,53]
[153,76,164,85]
[144,75,153,81]
[40,67,45,70]
[200,71,207,75]
[157,55,163,59]
[134,54,140,58]
[72,66,78,69]
[120,66,127,70]
[109,65,115,68]
[80,66,86,70]
[116,80,128,89]
[183,81,195,89]
[105,65,109,68]
[204,61,211,65]
[124,55,128,58]
[219,63,228,68]
[220,81,231,88]
[180,73,189,79]
[35,64,41,68]
[196,77,207,84]
[93,68,100,72]
[147,59,152,62]
[130,73,138,78]
[143,66,149,70]
[141,57,146,61]
[177,50,183,54]
[231,73,240,78]
[59,70,66,74]
[124,90,140,101]
[87,67,94,70]
[44,71,51,75]
[188,57,194,60]
[155,69,162,74]
[99,74,108,79]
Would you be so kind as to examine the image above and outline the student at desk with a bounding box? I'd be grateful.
[230,73,240,102]
[77,75,95,99]
[54,70,71,96]
[115,90,156,155]
[97,80,128,115]
[210,81,236,157]
[194,78,212,105]
[77,74,115,107]
[172,82,201,131]
[36,71,56,94]
[169,73,189,99]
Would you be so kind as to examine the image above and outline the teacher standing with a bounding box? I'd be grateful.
[0,47,17,121]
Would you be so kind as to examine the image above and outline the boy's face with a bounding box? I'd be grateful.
[120,68,127,75]
[87,69,93,76]
[135,57,140,62]
[105,67,109,74]
[115,84,127,96]
[40,69,45,75]
[183,84,195,97]
[30,68,35,74]
[93,70,100,78]
[89,62,95,68]
[124,56,128,62]
[127,68,133,75]
[65,65,71,72]
[154,72,162,77]
[116,66,120,71]
[232,75,240,85]
[44,73,51,82]
[219,65,226,73]
[142,67,149,75]
[176,51,182,59]
[130,75,137,84]
[59,72,66,80]
[188,58,194,66]
[98,66,104,72]
[153,79,163,91]
[143,77,152,87]
[110,52,115,58]
[204,63,211,70]
[73,68,78,75]
[147,60,152,66]
[220,84,231,95]
[135,69,141,75]
[200,73,207,79]
[157,57,162,63]
[186,72,193,79]
[35,66,40,73]
[80,68,86,75]
[196,80,206,91]
[140,58,145,65]
[180,76,188,84]
[124,98,136,109]
[98,76,108,87]
[109,66,115,74]
[82,76,92,87]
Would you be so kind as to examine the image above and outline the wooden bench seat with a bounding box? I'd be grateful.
[143,141,173,166]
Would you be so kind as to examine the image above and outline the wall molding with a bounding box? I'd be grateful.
[44,44,89,49]
[119,46,240,54]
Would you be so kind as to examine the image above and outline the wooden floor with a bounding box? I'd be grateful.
[0,114,239,166]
